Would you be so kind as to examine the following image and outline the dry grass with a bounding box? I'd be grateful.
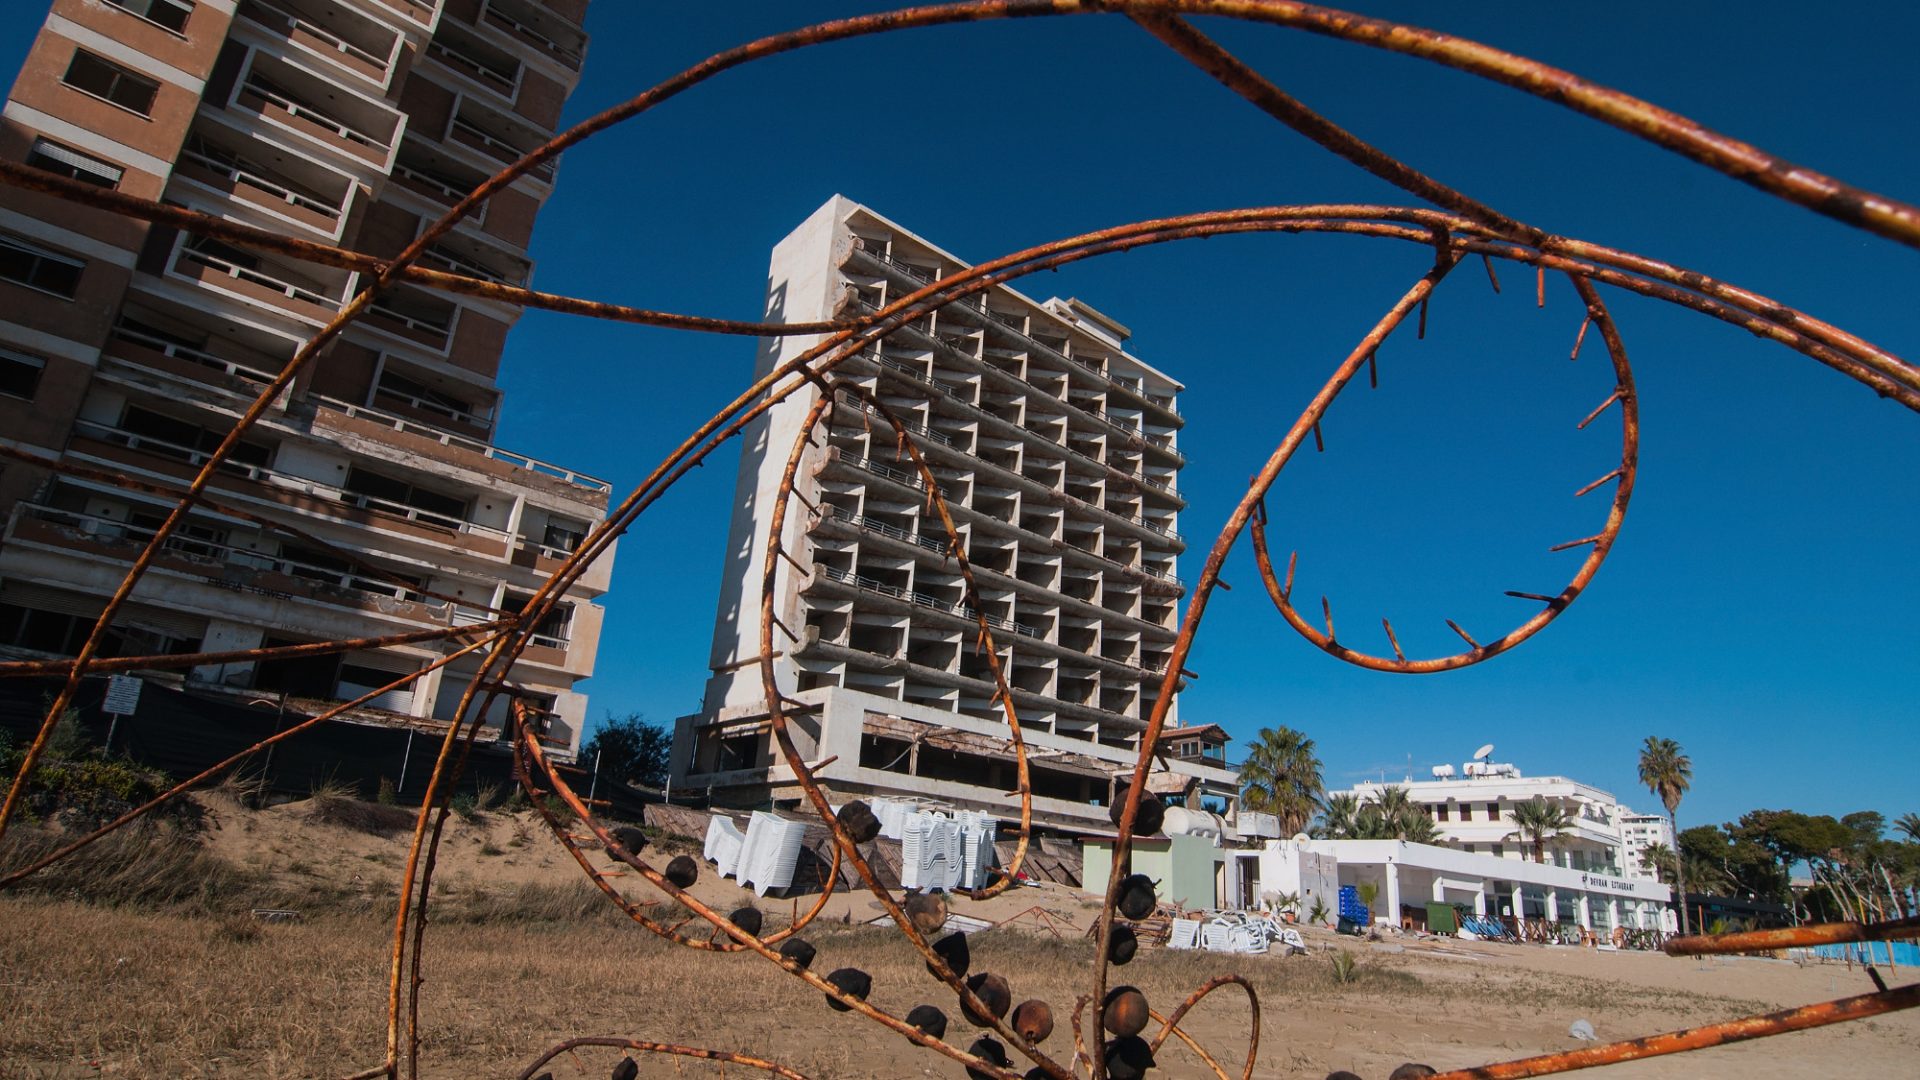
[0,888,1436,1079]
[303,793,416,838]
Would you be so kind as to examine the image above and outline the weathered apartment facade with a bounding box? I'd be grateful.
[0,0,611,753]
[673,196,1239,831]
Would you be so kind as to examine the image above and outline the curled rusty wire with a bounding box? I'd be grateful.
[0,5,1915,1080]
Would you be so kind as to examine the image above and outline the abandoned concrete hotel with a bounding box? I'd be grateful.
[0,0,610,754]
[672,197,1240,832]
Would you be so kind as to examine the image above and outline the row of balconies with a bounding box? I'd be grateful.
[819,452,1182,600]
[844,294,1181,468]
[823,419,1181,549]
[845,239,1183,429]
[833,384,1180,504]
[820,449,1181,593]
[838,362,1181,516]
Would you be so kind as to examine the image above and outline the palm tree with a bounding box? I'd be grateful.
[1347,786,1437,842]
[1639,736,1694,935]
[1508,797,1575,864]
[1317,793,1361,839]
[1896,812,1920,843]
[1639,842,1679,885]
[1238,726,1324,837]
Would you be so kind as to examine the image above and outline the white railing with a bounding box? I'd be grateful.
[420,244,521,287]
[109,324,280,384]
[822,504,946,556]
[449,116,551,178]
[240,0,392,74]
[73,419,515,541]
[178,243,343,310]
[373,383,494,431]
[816,564,1037,639]
[833,391,953,447]
[427,39,518,97]
[313,394,612,495]
[180,147,344,221]
[481,0,584,68]
[241,79,391,153]
[392,162,468,205]
[17,504,443,610]
[366,301,451,338]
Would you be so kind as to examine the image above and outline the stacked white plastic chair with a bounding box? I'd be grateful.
[703,815,746,877]
[902,811,965,891]
[737,811,809,896]
[954,811,998,890]
[1167,918,1203,950]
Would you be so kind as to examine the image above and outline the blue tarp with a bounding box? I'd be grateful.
[1808,942,1920,966]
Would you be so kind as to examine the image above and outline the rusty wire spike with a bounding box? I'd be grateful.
[1367,350,1379,388]
[1575,467,1625,497]
[1550,533,1605,552]
[1537,265,1547,307]
[1383,618,1407,662]
[1445,619,1482,649]
[1321,596,1336,640]
[1571,314,1593,360]
[1482,252,1502,293]
[1578,388,1624,430]
[1418,294,1430,338]
[1505,590,1558,603]
[1283,551,1297,600]
[1312,421,1325,452]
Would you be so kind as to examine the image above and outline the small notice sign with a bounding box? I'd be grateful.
[103,675,142,716]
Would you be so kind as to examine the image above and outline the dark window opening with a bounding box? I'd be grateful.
[0,347,46,400]
[0,234,85,299]
[63,50,161,116]
[106,0,193,34]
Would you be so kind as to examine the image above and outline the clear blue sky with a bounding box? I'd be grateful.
[8,4,1913,832]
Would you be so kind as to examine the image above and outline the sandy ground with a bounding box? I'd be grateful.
[3,795,1915,1079]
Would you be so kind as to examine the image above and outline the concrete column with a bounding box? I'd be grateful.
[1544,887,1558,926]
[1383,862,1401,927]
[1474,889,1488,917]
[1577,893,1592,931]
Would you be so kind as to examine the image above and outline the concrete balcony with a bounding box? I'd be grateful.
[168,237,353,327]
[474,0,584,72]
[307,394,613,500]
[103,323,284,396]
[7,504,457,628]
[174,135,355,239]
[68,421,515,559]
[231,59,401,170]
[446,109,551,182]
[237,0,404,90]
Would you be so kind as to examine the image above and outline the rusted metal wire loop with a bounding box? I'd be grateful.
[1147,974,1262,1080]
[0,5,1912,1079]
[1665,913,1920,956]
[1426,981,1920,1079]
[516,1036,814,1080]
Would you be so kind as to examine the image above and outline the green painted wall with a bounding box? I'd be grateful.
[1082,835,1224,910]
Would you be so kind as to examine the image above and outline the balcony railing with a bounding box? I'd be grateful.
[312,394,612,494]
[239,0,393,78]
[427,39,518,98]
[481,0,584,69]
[833,391,953,448]
[179,146,346,225]
[833,451,927,493]
[821,504,946,556]
[177,243,343,311]
[240,78,391,156]
[420,243,519,286]
[16,504,442,611]
[448,116,551,179]
[73,419,516,541]
[373,383,494,431]
[109,324,281,385]
[74,419,277,483]
[815,564,1037,639]
[366,302,451,339]
[391,162,468,206]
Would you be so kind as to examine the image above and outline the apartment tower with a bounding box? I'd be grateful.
[673,197,1239,831]
[0,0,611,753]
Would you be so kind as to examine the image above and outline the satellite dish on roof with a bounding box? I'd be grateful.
[1473,743,1495,761]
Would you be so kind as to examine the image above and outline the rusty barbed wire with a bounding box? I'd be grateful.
[0,5,1914,1080]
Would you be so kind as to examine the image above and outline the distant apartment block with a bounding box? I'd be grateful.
[1332,753,1675,882]
[0,0,611,752]
[672,196,1238,831]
